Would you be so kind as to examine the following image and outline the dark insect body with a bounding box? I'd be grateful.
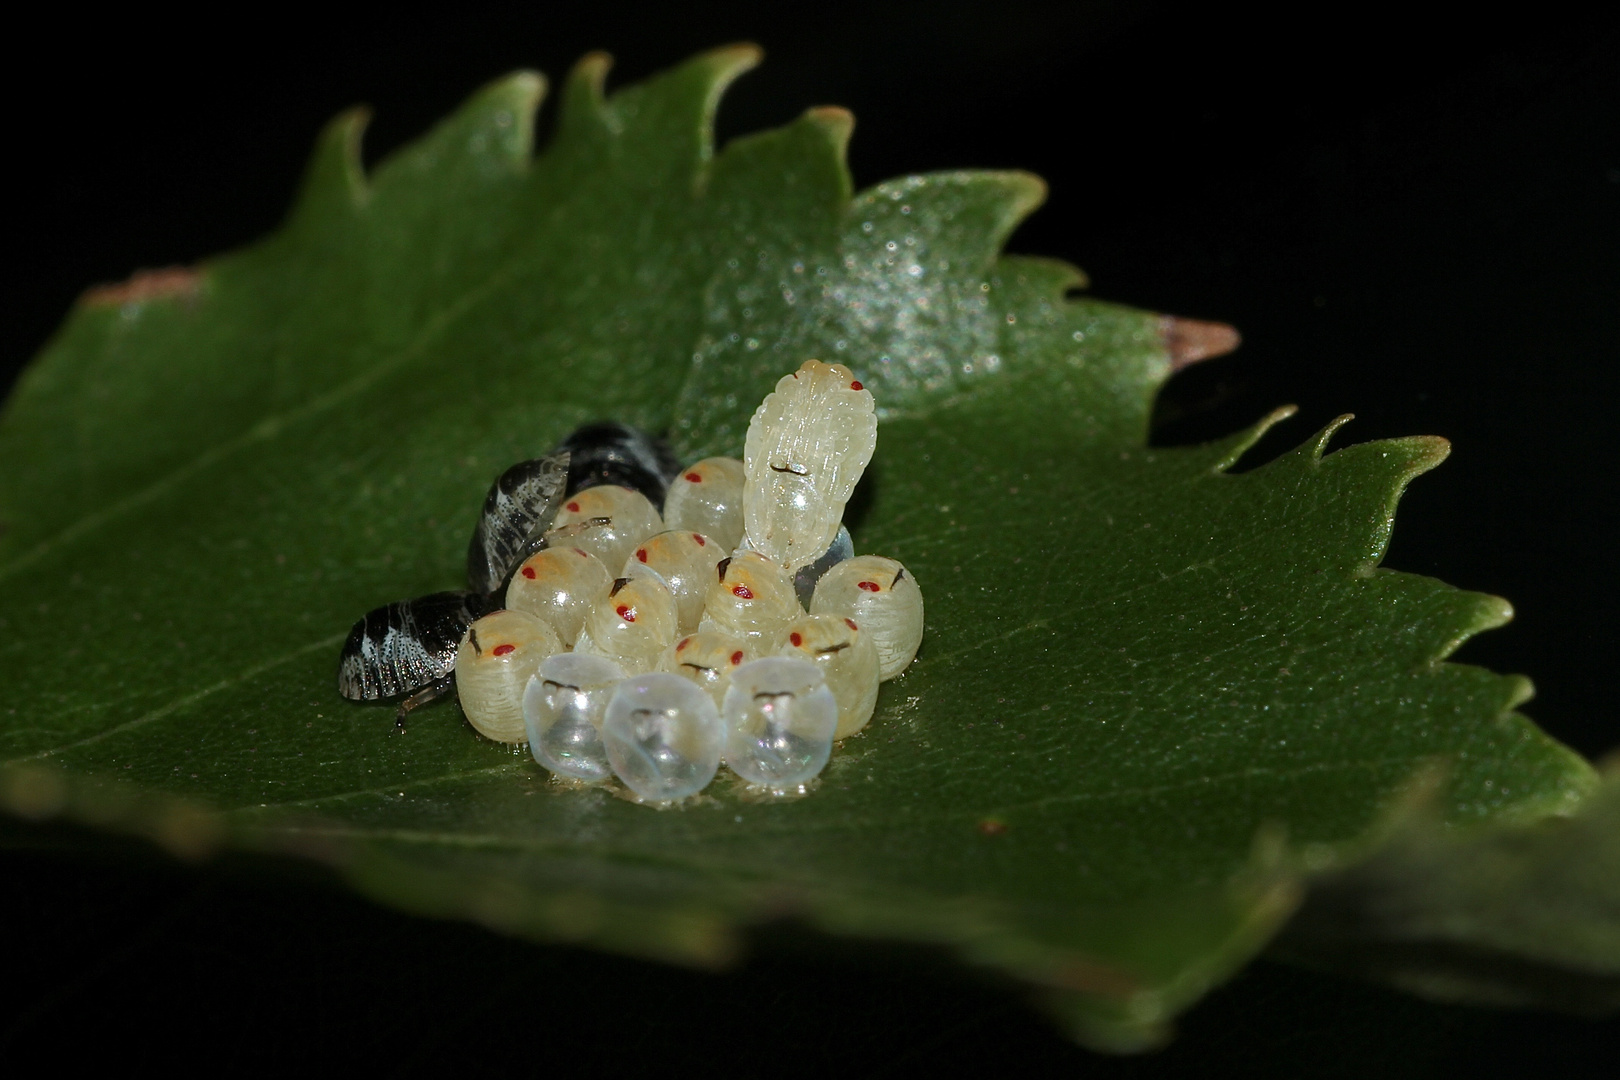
[556,421,682,509]
[336,590,497,719]
[338,451,572,723]
[335,423,680,726]
[466,453,570,595]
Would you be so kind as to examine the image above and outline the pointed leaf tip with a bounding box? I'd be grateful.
[803,105,855,146]
[80,266,202,309]
[1161,316,1241,370]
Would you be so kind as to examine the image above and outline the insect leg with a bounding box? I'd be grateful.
[394,674,457,731]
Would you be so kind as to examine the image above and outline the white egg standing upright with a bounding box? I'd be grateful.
[549,486,664,572]
[777,613,880,738]
[454,609,564,743]
[810,555,924,680]
[743,360,876,571]
[505,545,614,646]
[662,457,747,553]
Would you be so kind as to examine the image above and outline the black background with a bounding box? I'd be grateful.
[2,2,1616,1074]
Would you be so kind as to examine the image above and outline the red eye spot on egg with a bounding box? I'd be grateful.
[858,580,881,592]
[732,584,753,599]
[492,644,515,656]
[575,548,589,557]
[676,637,690,652]
[616,604,636,623]
[521,566,536,579]
[789,632,803,647]
[850,380,863,390]
[636,548,648,562]
[845,618,858,631]
[693,534,706,545]
[730,650,744,665]
[566,501,580,513]
[684,472,702,483]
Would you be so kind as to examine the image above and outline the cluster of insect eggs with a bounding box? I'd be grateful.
[460,364,922,801]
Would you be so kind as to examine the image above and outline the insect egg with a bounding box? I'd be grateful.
[777,613,880,738]
[810,555,924,680]
[549,485,664,572]
[721,657,839,788]
[575,574,680,674]
[743,359,876,570]
[661,456,746,552]
[657,630,754,711]
[504,545,613,646]
[623,529,724,635]
[524,652,627,783]
[699,550,804,644]
[601,673,724,802]
[454,609,564,743]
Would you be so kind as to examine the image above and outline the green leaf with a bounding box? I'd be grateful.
[1275,761,1620,1014]
[0,48,1599,1049]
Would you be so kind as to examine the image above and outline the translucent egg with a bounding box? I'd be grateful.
[792,523,852,609]
[524,652,626,782]
[657,630,754,711]
[777,613,880,738]
[698,550,803,644]
[722,657,839,787]
[454,609,563,743]
[504,545,613,646]
[549,485,664,572]
[743,360,876,570]
[576,574,679,674]
[662,456,746,552]
[623,530,724,635]
[810,555,924,680]
[601,673,724,801]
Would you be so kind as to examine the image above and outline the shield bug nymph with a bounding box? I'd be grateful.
[338,451,571,725]
[336,590,497,723]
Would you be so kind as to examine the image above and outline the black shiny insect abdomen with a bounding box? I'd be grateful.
[337,590,495,703]
[466,452,570,595]
[555,422,681,508]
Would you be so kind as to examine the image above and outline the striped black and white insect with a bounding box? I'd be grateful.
[555,421,683,510]
[337,451,570,724]
[336,424,685,727]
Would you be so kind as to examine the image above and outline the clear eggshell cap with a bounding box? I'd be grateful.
[524,653,626,783]
[721,656,839,788]
[601,672,724,802]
